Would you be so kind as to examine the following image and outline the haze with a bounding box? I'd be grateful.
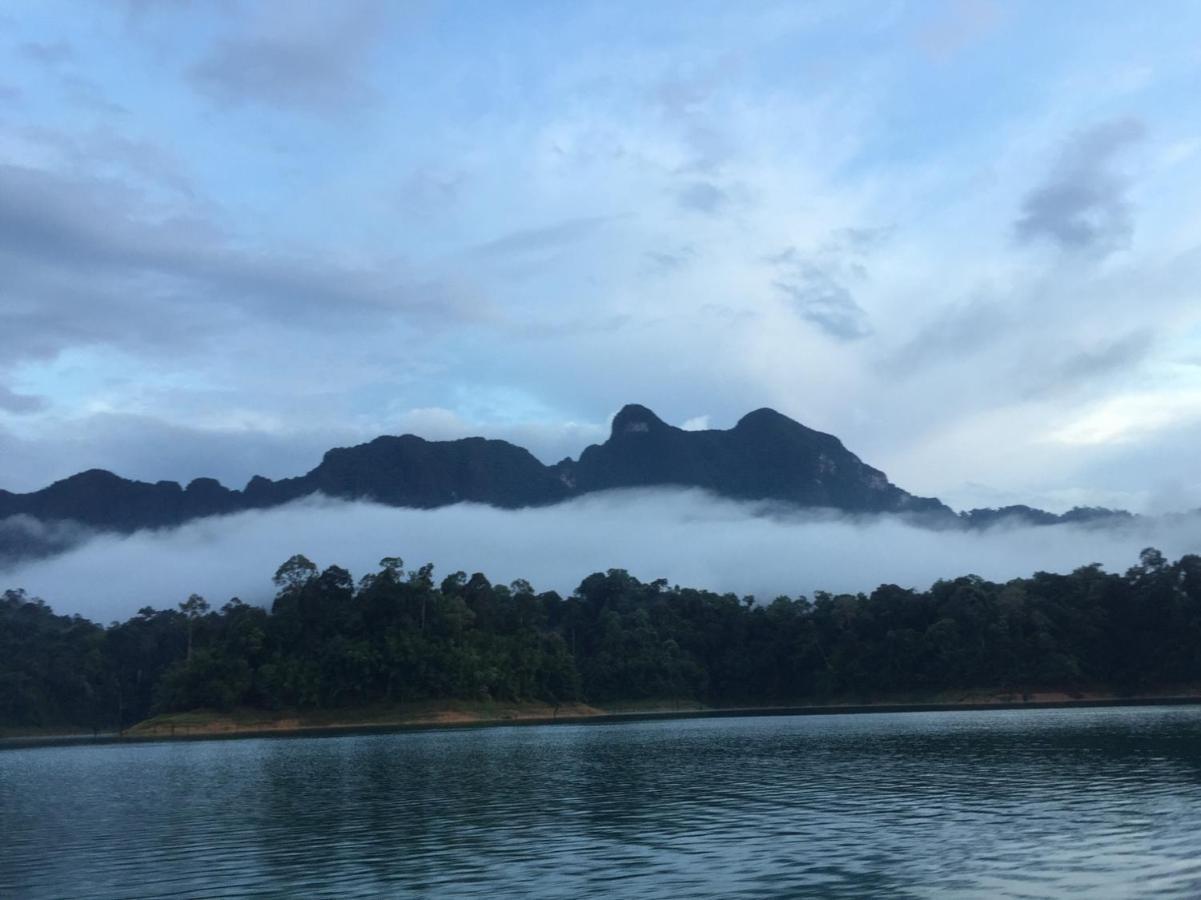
[8,489,1198,623]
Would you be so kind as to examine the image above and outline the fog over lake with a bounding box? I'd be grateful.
[6,488,1199,622]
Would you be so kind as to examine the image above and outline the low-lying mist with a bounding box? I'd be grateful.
[5,488,1201,623]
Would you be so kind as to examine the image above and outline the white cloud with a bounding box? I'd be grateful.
[6,489,1197,623]
[1046,388,1201,446]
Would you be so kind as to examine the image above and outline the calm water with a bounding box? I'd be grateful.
[4,707,1201,898]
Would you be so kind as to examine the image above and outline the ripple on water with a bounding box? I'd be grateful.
[4,706,1201,898]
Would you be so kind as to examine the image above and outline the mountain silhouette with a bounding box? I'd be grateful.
[0,404,1134,564]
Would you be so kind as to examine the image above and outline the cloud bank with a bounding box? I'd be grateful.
[5,489,1199,623]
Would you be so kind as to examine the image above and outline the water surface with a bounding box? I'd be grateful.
[4,706,1201,897]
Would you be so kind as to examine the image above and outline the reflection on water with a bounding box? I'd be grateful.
[4,707,1201,898]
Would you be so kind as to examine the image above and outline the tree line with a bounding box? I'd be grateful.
[3,548,1199,731]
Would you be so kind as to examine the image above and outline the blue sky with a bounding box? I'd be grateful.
[3,0,1201,513]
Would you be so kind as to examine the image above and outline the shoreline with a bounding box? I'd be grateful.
[6,690,1201,750]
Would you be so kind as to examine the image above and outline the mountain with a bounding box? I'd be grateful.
[0,436,566,534]
[566,404,951,516]
[957,505,1136,529]
[0,403,1134,565]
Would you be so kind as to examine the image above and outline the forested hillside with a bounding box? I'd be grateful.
[3,548,1200,732]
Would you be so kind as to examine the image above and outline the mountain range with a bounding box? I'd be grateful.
[0,403,1135,565]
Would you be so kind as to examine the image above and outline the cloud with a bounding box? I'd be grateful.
[775,276,870,341]
[18,41,74,66]
[1046,387,1201,446]
[676,180,729,214]
[643,245,696,273]
[1025,330,1154,397]
[16,124,193,195]
[6,489,1199,623]
[649,57,743,171]
[0,386,46,414]
[916,0,1003,62]
[0,161,479,370]
[769,228,891,341]
[187,1,388,114]
[13,39,123,112]
[1014,118,1146,256]
[395,166,468,218]
[0,515,89,569]
[882,295,1007,375]
[60,75,127,114]
[468,216,615,260]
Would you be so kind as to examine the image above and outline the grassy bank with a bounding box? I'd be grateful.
[127,699,613,738]
[6,688,1201,748]
[124,687,1201,741]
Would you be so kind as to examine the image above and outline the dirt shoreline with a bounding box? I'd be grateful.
[6,691,1201,750]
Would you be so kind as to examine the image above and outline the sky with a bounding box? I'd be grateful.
[3,0,1201,514]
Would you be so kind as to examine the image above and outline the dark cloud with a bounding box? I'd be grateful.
[883,296,1009,374]
[0,162,480,369]
[644,245,696,272]
[1014,118,1146,256]
[769,228,891,341]
[676,180,728,214]
[1005,331,1155,400]
[774,275,871,340]
[187,3,387,114]
[0,387,46,414]
[1048,331,1154,387]
[395,166,468,218]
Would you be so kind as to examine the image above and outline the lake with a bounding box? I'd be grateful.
[3,706,1201,897]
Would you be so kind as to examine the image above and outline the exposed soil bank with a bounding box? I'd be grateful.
[6,690,1201,750]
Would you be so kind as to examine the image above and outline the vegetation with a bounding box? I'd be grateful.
[3,548,1200,733]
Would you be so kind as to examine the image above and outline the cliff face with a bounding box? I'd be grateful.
[564,405,952,516]
[302,435,569,509]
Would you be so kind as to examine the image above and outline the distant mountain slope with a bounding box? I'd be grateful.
[565,404,951,516]
[0,403,1137,565]
[957,505,1136,529]
[0,435,566,533]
